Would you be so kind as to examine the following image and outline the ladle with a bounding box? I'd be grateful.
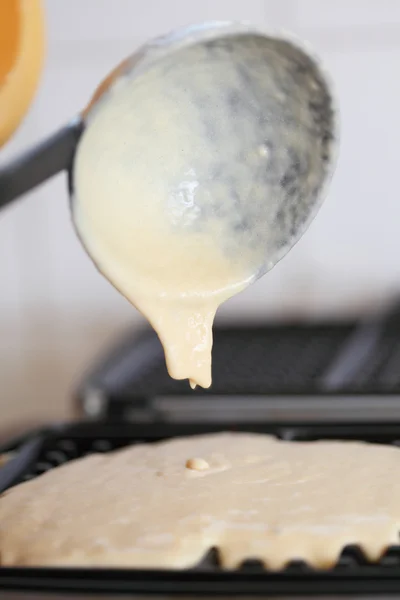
[0,21,338,281]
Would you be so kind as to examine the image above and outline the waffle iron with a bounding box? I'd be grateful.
[77,301,400,423]
[3,305,400,596]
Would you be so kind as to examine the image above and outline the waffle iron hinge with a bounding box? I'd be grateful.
[79,385,163,422]
[78,386,400,423]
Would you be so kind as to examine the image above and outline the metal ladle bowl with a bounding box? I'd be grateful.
[0,21,338,280]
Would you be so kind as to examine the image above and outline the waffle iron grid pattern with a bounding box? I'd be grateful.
[84,325,355,399]
[81,321,400,402]
[143,326,353,394]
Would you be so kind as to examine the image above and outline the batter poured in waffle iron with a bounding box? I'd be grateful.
[0,432,399,569]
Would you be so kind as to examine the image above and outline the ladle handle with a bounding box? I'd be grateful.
[0,118,83,211]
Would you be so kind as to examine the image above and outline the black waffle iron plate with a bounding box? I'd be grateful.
[75,302,400,423]
[2,421,400,596]
[4,309,400,596]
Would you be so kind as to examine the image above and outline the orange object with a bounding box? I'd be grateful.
[0,0,45,147]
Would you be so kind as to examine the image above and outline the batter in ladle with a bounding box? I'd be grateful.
[73,31,335,388]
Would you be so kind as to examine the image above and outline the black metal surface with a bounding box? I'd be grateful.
[0,118,83,210]
[3,420,400,595]
[77,324,354,401]
[76,314,400,404]
[75,316,400,423]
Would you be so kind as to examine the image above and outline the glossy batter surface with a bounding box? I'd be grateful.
[73,34,334,388]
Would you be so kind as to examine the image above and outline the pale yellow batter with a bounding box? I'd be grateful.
[73,33,335,389]
[0,432,399,569]
[73,45,261,389]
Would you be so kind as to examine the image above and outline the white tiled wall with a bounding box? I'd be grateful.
[1,0,400,426]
